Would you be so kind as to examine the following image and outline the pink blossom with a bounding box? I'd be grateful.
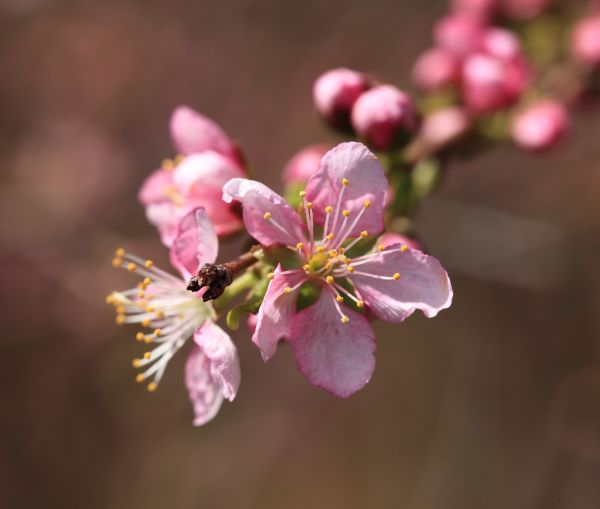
[571,15,600,67]
[434,13,487,58]
[461,52,529,113]
[511,100,569,151]
[482,27,523,62]
[451,0,498,19]
[282,143,332,185]
[379,232,422,251]
[107,208,240,426]
[501,0,550,20]
[417,107,471,152]
[313,68,371,131]
[223,142,452,397]
[351,85,419,151]
[139,106,245,246]
[412,47,461,91]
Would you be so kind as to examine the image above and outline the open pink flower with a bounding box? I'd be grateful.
[107,208,240,426]
[139,106,245,246]
[223,142,452,397]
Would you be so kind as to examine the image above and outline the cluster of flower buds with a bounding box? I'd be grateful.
[313,69,419,151]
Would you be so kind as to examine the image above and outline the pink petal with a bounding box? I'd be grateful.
[252,265,307,361]
[172,151,244,198]
[193,320,241,401]
[222,178,306,247]
[290,290,376,398]
[169,208,218,279]
[138,168,173,206]
[185,345,224,427]
[144,202,180,247]
[305,142,387,238]
[170,106,236,159]
[350,245,453,323]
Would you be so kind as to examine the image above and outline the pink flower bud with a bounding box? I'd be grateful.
[313,68,371,131]
[282,143,331,185]
[419,107,471,149]
[434,13,487,58]
[511,100,569,151]
[351,85,419,151]
[412,48,460,91]
[571,15,600,67]
[452,0,498,18]
[501,0,550,20]
[461,53,529,113]
[481,27,523,61]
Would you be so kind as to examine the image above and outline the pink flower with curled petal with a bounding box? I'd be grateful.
[139,106,245,246]
[107,208,240,426]
[223,142,452,397]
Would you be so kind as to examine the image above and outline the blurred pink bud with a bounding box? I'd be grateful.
[462,53,529,113]
[501,0,550,20]
[451,0,498,18]
[282,143,331,185]
[482,27,523,61]
[170,106,238,161]
[571,15,600,66]
[351,85,419,151]
[246,313,258,334]
[313,68,371,131]
[379,232,421,251]
[412,48,460,91]
[419,107,471,149]
[511,100,569,151]
[434,13,487,58]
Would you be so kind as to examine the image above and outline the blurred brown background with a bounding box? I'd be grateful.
[2,0,600,508]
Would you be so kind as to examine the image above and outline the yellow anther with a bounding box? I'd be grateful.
[344,258,352,265]
[342,209,351,217]
[306,202,313,209]
[360,230,368,238]
[132,358,142,368]
[263,212,272,220]
[137,300,147,308]
[145,306,155,313]
[400,245,408,252]
[299,190,306,198]
[378,244,385,252]
[326,233,334,241]
[127,262,137,272]
[138,290,145,299]
[337,247,345,254]
[296,242,304,250]
[316,246,326,253]
[147,382,158,392]
[267,272,275,280]
[393,273,401,280]
[155,310,164,319]
[325,206,333,214]
[174,154,185,165]
[116,305,125,314]
[135,373,145,383]
[341,315,350,324]
[136,332,145,342]
[325,262,333,270]
[342,178,350,186]
[144,337,153,344]
[357,300,365,308]
[326,276,334,285]
[144,352,152,360]
[112,257,122,268]
[153,329,161,337]
[347,266,355,273]
[116,314,126,325]
[329,250,338,258]
[115,247,125,257]
[162,158,174,170]
[146,294,154,300]
[141,319,151,328]
[283,287,292,294]
[143,277,152,286]
[336,295,344,303]
[303,264,310,272]
[363,199,371,208]
[145,259,153,268]
[105,294,115,304]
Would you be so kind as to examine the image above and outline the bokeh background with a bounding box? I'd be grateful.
[2,0,600,507]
